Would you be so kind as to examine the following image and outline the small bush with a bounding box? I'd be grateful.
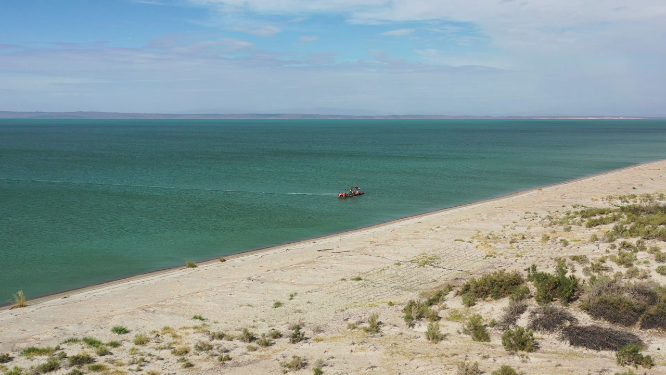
[456,361,480,375]
[463,315,490,342]
[351,276,362,281]
[87,364,107,372]
[246,345,258,352]
[20,347,55,358]
[426,322,444,343]
[616,344,654,369]
[181,361,194,368]
[656,265,666,275]
[111,326,129,334]
[528,305,577,332]
[0,353,12,363]
[268,329,282,339]
[241,328,257,343]
[289,324,305,343]
[491,365,517,375]
[457,270,525,300]
[314,367,323,375]
[560,239,569,246]
[497,301,528,330]
[256,334,274,347]
[462,293,477,307]
[171,346,190,356]
[654,251,666,262]
[107,341,121,348]
[579,279,658,327]
[403,300,438,327]
[218,354,232,364]
[185,259,197,268]
[95,346,110,356]
[83,337,103,348]
[11,290,27,309]
[192,314,206,321]
[36,357,60,373]
[363,314,380,333]
[559,325,643,351]
[640,302,666,329]
[526,264,579,306]
[194,341,213,352]
[273,301,283,308]
[509,286,531,302]
[219,257,226,262]
[281,355,306,372]
[61,337,81,344]
[66,370,84,375]
[501,327,537,352]
[69,354,94,367]
[134,334,150,346]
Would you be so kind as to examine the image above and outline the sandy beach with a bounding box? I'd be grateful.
[2,160,666,375]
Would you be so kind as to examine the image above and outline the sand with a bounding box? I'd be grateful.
[1,160,666,375]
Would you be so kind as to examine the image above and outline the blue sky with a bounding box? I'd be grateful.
[1,0,665,115]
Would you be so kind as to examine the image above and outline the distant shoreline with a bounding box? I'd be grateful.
[0,111,660,120]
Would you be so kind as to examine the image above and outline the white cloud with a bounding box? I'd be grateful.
[378,28,414,36]
[299,36,318,42]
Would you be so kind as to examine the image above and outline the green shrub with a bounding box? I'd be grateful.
[107,341,121,348]
[570,255,589,264]
[0,353,12,363]
[241,328,257,343]
[426,322,444,343]
[68,354,94,367]
[281,356,306,372]
[194,341,213,351]
[133,334,150,345]
[289,324,305,343]
[640,302,666,329]
[181,361,194,368]
[83,337,103,348]
[501,327,537,352]
[655,251,666,262]
[528,305,577,332]
[456,361,480,375]
[462,293,477,307]
[19,347,55,358]
[351,276,362,281]
[526,264,579,306]
[95,346,110,356]
[457,270,525,300]
[616,344,654,369]
[491,365,517,375]
[268,329,282,339]
[579,279,660,327]
[87,364,107,372]
[656,266,666,275]
[171,346,190,356]
[559,325,643,351]
[35,357,60,373]
[66,370,84,375]
[509,286,531,302]
[314,367,323,375]
[192,314,206,321]
[111,326,129,334]
[403,300,438,327]
[463,315,490,342]
[218,354,232,364]
[256,334,274,347]
[185,259,197,268]
[363,314,380,333]
[273,301,283,308]
[61,337,81,344]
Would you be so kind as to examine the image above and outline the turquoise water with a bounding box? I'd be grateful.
[2,119,666,303]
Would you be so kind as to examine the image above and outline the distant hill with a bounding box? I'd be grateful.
[0,111,656,120]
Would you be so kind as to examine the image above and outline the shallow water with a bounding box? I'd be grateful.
[2,119,666,301]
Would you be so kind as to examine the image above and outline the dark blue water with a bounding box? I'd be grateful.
[1,119,666,302]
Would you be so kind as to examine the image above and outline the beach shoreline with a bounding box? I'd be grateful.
[5,158,665,311]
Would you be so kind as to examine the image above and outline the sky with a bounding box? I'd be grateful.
[1,0,665,116]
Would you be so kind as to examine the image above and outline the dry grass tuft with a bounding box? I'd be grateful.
[11,290,27,309]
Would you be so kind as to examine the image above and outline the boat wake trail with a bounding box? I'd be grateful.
[0,178,338,196]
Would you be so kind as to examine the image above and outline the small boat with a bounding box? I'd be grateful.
[339,186,364,198]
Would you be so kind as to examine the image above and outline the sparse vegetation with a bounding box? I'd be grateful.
[11,291,27,309]
[133,334,150,345]
[526,264,579,306]
[192,314,206,321]
[269,329,283,339]
[456,360,480,375]
[570,255,589,264]
[498,301,528,330]
[274,301,283,308]
[185,259,198,268]
[462,293,477,307]
[20,347,55,358]
[403,299,439,327]
[241,328,257,343]
[457,270,525,300]
[171,346,190,356]
[426,322,444,343]
[351,276,362,281]
[463,314,490,342]
[363,314,380,333]
[83,337,103,348]
[218,354,232,364]
[656,265,666,275]
[616,344,654,369]
[111,326,129,334]
[281,355,306,372]
[491,365,517,375]
[68,354,94,367]
[95,346,110,356]
[107,341,121,348]
[501,327,537,352]
[256,334,274,347]
[87,364,107,372]
[35,357,60,373]
[0,353,13,363]
[289,324,305,343]
[194,341,213,351]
